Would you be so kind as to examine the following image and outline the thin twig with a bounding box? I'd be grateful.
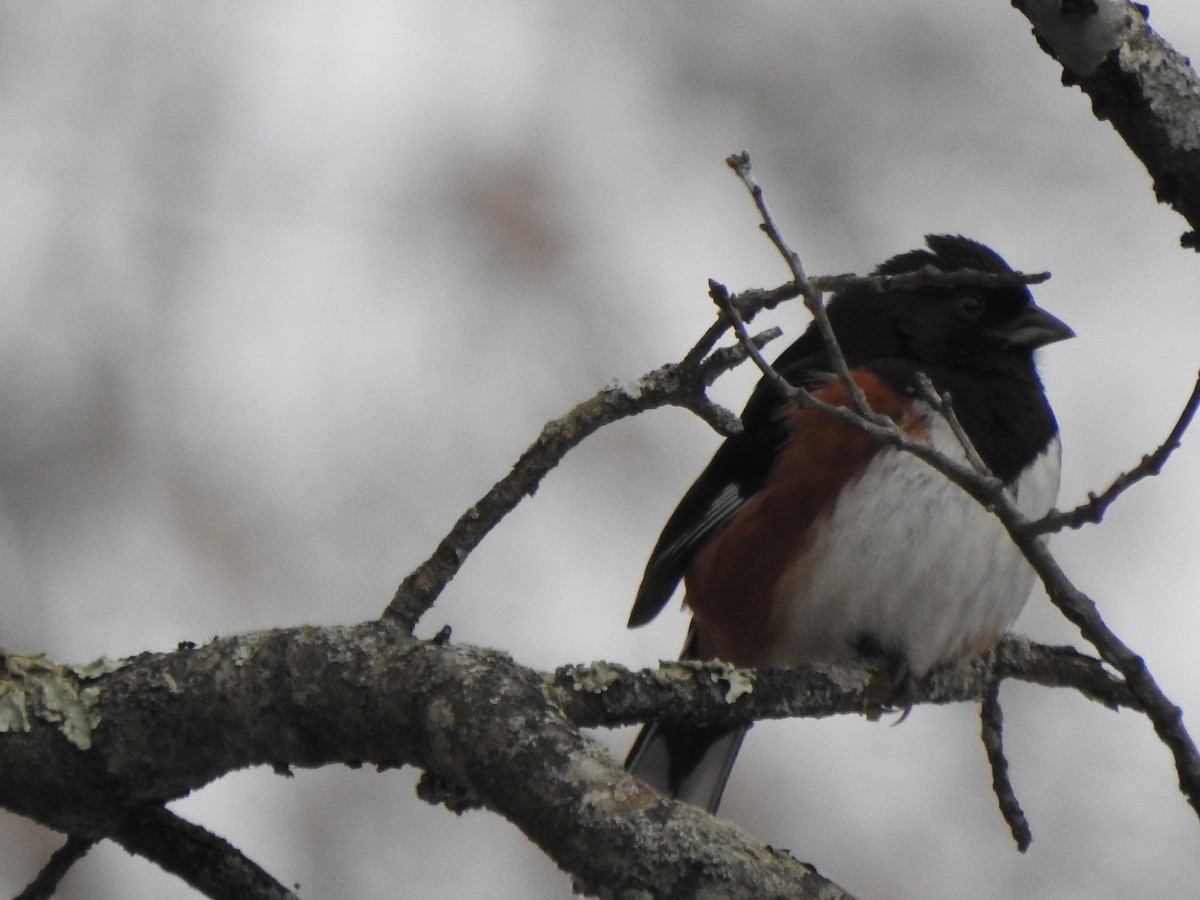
[726,153,814,294]
[1029,371,1200,535]
[681,331,786,436]
[383,323,780,629]
[714,267,1049,346]
[716,272,1001,502]
[981,682,1032,852]
[983,637,1134,710]
[710,280,801,402]
[812,267,1049,294]
[13,835,95,900]
[681,284,792,369]
[913,373,993,477]
[726,152,873,415]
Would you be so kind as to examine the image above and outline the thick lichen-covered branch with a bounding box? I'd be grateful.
[1011,0,1200,248]
[1,625,872,899]
[0,626,1134,900]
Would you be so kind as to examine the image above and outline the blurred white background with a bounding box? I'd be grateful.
[2,2,1199,898]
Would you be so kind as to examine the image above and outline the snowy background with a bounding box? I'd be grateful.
[2,3,1200,898]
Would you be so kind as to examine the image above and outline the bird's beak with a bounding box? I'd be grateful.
[1004,305,1075,349]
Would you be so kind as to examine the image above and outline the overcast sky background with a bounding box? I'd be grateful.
[2,3,1200,898]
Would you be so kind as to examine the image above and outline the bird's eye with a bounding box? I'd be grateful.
[957,295,985,320]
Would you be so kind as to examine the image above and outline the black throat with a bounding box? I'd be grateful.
[872,357,1058,485]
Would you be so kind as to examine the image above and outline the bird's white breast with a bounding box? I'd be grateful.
[769,411,1060,677]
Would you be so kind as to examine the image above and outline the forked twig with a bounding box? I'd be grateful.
[383,321,780,628]
[726,152,872,416]
[1028,372,1200,535]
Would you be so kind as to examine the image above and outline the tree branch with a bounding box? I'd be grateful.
[981,683,1033,853]
[0,627,1141,899]
[13,835,95,900]
[1029,371,1200,534]
[728,150,873,414]
[552,637,1135,730]
[383,325,780,630]
[0,626,878,900]
[110,806,300,900]
[1011,0,1200,249]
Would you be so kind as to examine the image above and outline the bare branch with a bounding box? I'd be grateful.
[110,807,300,900]
[981,683,1032,853]
[685,333,783,436]
[721,266,1050,337]
[1,625,871,900]
[812,266,1050,294]
[723,152,1018,482]
[13,835,95,900]
[0,625,1147,899]
[553,638,1136,730]
[726,152,815,293]
[383,325,780,629]
[1030,371,1200,534]
[727,151,873,414]
[710,279,802,402]
[1009,533,1200,821]
[914,372,994,477]
[1011,1,1200,249]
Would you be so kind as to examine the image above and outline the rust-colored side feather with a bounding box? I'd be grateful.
[685,373,928,666]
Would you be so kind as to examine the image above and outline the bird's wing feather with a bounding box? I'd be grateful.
[627,340,835,629]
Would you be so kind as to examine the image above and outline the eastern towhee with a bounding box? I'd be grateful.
[625,235,1073,812]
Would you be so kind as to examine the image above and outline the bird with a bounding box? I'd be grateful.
[624,234,1073,813]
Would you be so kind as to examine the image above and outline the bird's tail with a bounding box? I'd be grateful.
[624,718,750,814]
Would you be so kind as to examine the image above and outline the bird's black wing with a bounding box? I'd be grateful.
[627,329,832,628]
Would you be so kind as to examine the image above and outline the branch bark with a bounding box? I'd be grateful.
[1011,0,1200,248]
[0,629,1130,899]
[383,327,781,630]
[1,626,872,899]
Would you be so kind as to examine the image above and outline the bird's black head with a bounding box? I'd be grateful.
[826,234,1073,376]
